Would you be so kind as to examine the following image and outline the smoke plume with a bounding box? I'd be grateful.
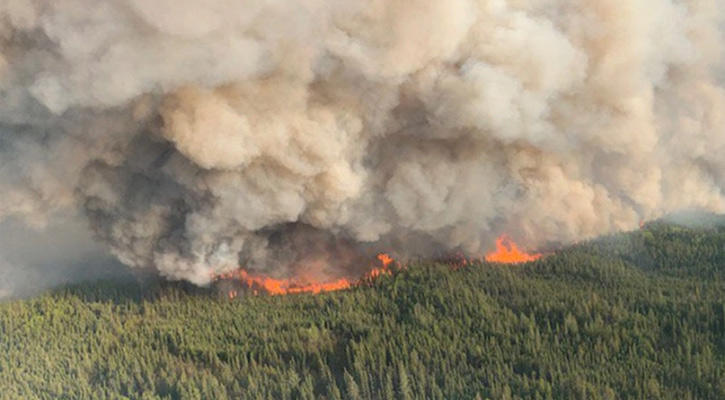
[0,0,723,284]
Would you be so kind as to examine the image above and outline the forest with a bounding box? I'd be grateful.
[1,218,725,399]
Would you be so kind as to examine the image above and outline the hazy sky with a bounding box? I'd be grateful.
[0,214,127,298]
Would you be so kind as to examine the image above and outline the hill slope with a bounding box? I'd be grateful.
[2,220,725,399]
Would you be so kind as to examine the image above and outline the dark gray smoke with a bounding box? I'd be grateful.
[0,0,724,285]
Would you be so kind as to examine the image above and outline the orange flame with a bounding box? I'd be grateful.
[367,253,395,279]
[219,253,396,297]
[237,270,352,295]
[485,234,541,264]
[217,240,543,298]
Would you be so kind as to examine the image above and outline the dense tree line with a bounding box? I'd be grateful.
[1,220,725,399]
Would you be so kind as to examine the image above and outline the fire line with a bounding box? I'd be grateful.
[485,235,542,264]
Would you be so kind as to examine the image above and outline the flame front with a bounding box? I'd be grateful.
[485,235,542,264]
[218,253,395,297]
[238,270,352,295]
[218,240,540,298]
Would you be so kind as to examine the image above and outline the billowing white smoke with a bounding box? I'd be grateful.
[0,0,723,284]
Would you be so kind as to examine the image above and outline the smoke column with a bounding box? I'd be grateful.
[0,0,723,285]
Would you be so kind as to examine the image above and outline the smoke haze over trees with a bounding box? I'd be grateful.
[0,0,724,285]
[1,220,725,399]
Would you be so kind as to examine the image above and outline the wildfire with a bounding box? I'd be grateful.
[237,270,352,295]
[216,238,542,298]
[377,253,394,268]
[485,234,542,264]
[218,253,395,297]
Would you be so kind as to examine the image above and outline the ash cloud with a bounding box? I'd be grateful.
[0,0,723,285]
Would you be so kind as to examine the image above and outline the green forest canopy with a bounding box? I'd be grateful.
[1,217,725,399]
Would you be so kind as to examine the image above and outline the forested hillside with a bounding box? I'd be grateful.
[2,220,725,399]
